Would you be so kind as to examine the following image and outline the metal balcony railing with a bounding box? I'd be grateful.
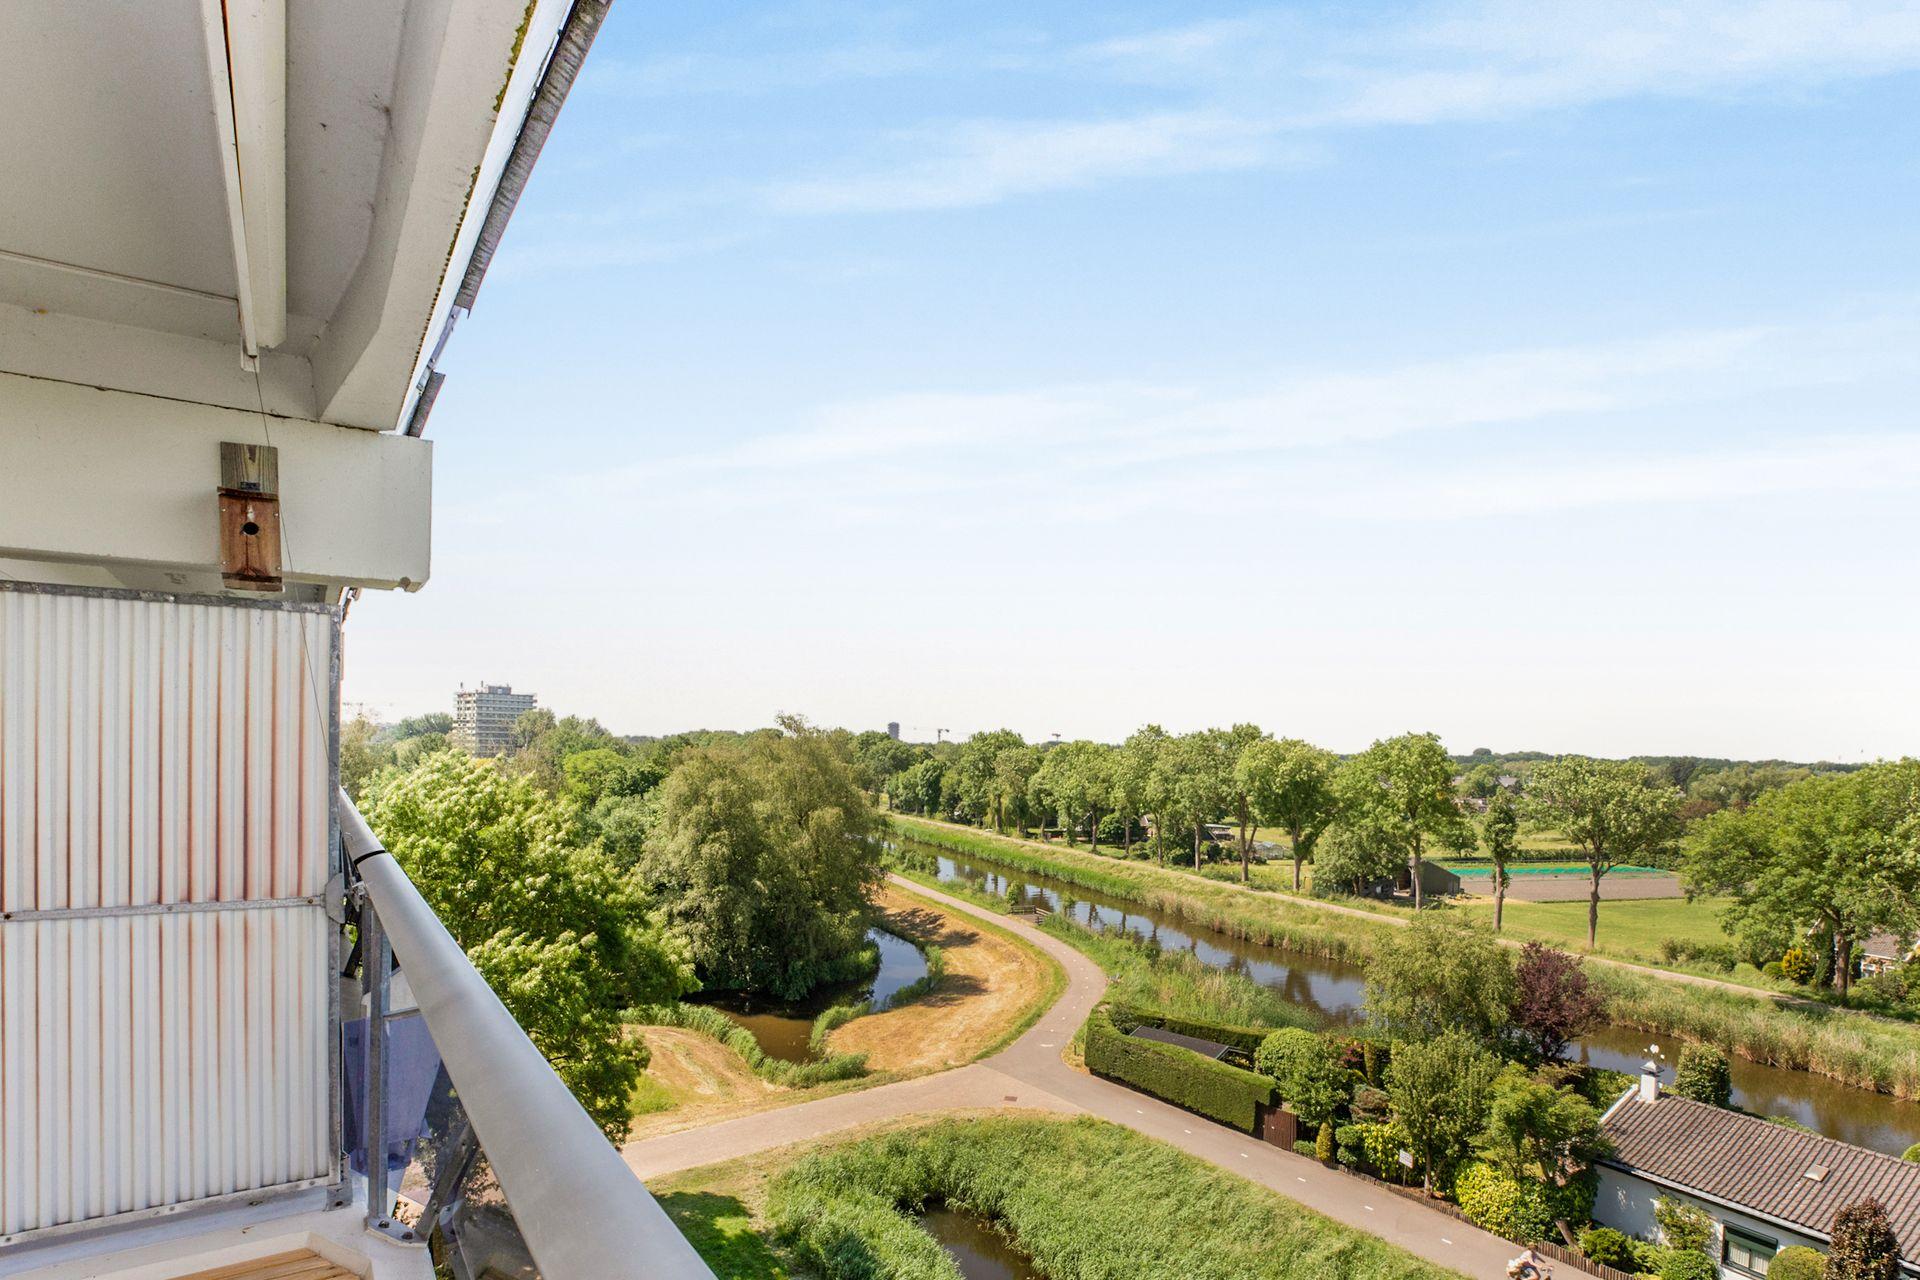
[337,790,715,1280]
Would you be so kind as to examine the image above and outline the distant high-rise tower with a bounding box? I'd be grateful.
[887,721,901,740]
[454,682,538,756]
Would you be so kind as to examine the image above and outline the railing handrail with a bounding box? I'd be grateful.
[337,789,715,1280]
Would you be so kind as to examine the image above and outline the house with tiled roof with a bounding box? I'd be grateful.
[1596,1065,1920,1276]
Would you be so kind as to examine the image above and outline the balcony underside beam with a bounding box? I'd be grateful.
[0,371,430,594]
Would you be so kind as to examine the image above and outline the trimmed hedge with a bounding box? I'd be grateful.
[1084,1004,1276,1131]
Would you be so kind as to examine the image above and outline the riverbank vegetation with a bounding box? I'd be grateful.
[765,1114,1467,1279]
[895,815,1920,1098]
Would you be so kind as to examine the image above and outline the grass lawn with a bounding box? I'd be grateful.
[1451,894,1734,965]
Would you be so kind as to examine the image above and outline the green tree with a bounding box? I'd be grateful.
[390,711,453,739]
[560,746,661,808]
[1684,763,1920,999]
[891,757,947,817]
[1669,1044,1733,1108]
[1027,740,1111,847]
[1387,1029,1502,1192]
[1483,789,1520,931]
[1254,1028,1351,1127]
[1118,725,1176,863]
[1313,821,1403,897]
[1171,729,1238,870]
[1213,724,1268,882]
[1528,756,1683,949]
[849,731,922,803]
[1336,732,1474,909]
[640,717,884,1000]
[1366,913,1515,1045]
[951,729,1027,831]
[1239,737,1338,892]
[363,751,691,1140]
[1476,1066,1609,1189]
[1458,763,1503,800]
[340,714,396,802]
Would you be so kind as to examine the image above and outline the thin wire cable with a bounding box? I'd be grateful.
[247,363,338,746]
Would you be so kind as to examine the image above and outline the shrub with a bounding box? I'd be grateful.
[1577,1226,1635,1268]
[1316,1121,1335,1162]
[1829,1198,1900,1280]
[1903,1142,1920,1163]
[1351,1085,1391,1122]
[1771,1245,1827,1280]
[1669,1045,1733,1108]
[1781,946,1818,985]
[1083,1005,1276,1131]
[1293,1139,1319,1158]
[1632,1241,1672,1274]
[1655,1198,1714,1254]
[1256,1027,1352,1126]
[1362,1039,1388,1085]
[1659,937,1740,973]
[1452,1163,1553,1242]
[1659,1252,1718,1280]
[1763,960,1786,979]
[1335,1125,1364,1167]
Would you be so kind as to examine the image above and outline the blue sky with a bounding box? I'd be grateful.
[343,0,1920,760]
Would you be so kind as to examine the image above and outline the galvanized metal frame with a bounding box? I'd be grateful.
[0,579,346,1247]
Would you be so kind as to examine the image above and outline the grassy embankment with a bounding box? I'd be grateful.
[898,814,1754,981]
[656,1114,1467,1280]
[892,816,1920,1099]
[627,883,1067,1130]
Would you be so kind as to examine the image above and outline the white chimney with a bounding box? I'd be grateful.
[1639,1060,1661,1103]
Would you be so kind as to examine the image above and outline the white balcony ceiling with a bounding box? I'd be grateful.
[0,0,572,432]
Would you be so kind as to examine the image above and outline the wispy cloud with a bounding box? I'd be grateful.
[562,306,1920,522]
[769,111,1285,214]
[767,0,1920,213]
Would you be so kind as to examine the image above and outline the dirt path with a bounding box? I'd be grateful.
[624,873,1600,1280]
[827,885,1054,1072]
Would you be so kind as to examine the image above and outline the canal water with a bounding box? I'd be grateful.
[903,838,1920,1156]
[699,927,927,1063]
[916,1206,1043,1280]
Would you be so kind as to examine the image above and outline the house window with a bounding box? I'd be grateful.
[1724,1225,1778,1277]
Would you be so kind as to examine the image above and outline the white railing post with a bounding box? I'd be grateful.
[337,790,715,1280]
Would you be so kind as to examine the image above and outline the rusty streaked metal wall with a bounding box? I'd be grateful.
[0,584,339,1243]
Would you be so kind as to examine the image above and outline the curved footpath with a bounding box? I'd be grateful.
[623,874,1598,1280]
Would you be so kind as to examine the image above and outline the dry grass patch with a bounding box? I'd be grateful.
[826,886,1054,1072]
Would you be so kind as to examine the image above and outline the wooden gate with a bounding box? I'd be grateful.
[1256,1104,1299,1148]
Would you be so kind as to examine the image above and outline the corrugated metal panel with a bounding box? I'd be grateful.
[0,586,338,1241]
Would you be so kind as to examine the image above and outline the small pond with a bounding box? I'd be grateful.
[902,837,1920,1155]
[696,927,928,1062]
[916,1205,1043,1280]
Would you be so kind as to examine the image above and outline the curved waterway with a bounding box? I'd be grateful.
[904,838,1920,1155]
[698,927,927,1062]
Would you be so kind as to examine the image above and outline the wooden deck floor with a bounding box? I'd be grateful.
[174,1250,358,1280]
